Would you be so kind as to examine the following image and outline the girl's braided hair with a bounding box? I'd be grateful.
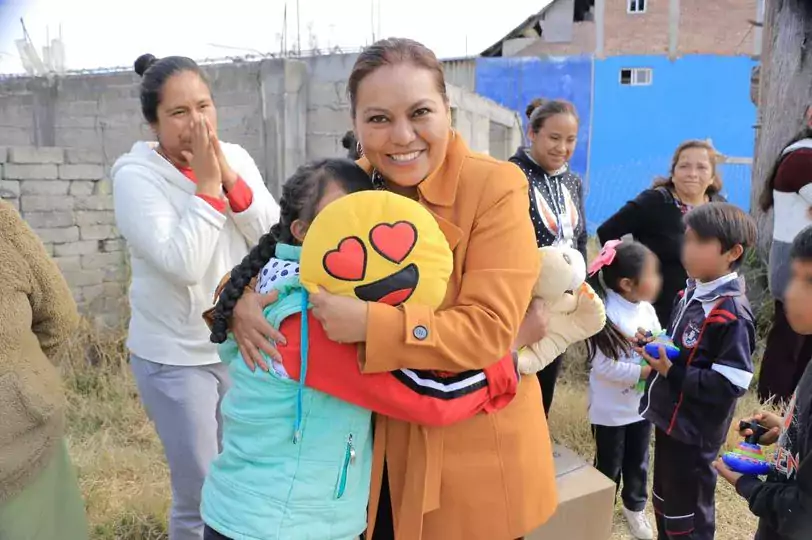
[209,158,373,343]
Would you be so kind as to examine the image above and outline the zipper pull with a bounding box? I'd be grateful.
[348,434,356,465]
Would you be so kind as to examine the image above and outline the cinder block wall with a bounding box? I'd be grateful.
[0,146,127,327]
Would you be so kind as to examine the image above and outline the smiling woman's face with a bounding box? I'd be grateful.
[353,62,450,190]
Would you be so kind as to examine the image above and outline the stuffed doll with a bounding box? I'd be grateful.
[517,245,606,375]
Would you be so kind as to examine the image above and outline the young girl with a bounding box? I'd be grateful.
[586,239,662,540]
[200,158,518,540]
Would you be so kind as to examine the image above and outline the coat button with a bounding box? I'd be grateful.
[412,325,429,341]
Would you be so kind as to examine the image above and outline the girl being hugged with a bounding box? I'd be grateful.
[586,239,662,540]
[201,159,518,540]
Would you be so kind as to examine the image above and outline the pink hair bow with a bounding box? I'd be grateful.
[588,240,622,276]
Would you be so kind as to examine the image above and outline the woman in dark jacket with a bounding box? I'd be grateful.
[597,140,724,327]
[510,98,587,416]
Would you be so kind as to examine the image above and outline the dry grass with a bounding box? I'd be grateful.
[62,324,768,539]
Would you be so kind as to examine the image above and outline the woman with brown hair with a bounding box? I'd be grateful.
[223,38,558,540]
[598,140,725,326]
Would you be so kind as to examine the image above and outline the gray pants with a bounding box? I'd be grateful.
[131,355,231,540]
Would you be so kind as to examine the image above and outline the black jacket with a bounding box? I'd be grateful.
[640,275,755,450]
[509,148,587,260]
[597,187,725,326]
[737,361,812,540]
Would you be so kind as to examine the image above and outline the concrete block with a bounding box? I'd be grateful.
[94,178,113,195]
[82,251,124,270]
[75,195,114,211]
[76,210,116,227]
[69,181,95,196]
[24,211,75,229]
[54,256,82,272]
[80,224,118,240]
[104,265,128,282]
[65,147,104,164]
[54,240,98,257]
[8,146,64,164]
[42,242,53,256]
[81,284,106,303]
[59,164,104,180]
[21,195,74,213]
[33,226,80,244]
[4,164,59,180]
[20,180,70,196]
[102,238,126,252]
[62,269,105,288]
[0,147,7,163]
[0,180,20,199]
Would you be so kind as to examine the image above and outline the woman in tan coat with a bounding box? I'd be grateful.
[227,38,558,540]
[0,200,87,539]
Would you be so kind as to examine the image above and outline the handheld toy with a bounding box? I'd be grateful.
[721,420,773,476]
[641,332,681,361]
[634,332,679,391]
[517,246,606,375]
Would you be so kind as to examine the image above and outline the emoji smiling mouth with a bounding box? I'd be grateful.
[354,264,419,306]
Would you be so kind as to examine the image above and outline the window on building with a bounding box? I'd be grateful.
[620,68,653,86]
[628,0,646,13]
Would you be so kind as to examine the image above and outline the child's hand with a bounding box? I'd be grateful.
[738,412,782,445]
[713,458,743,486]
[640,364,653,379]
[632,328,654,347]
[637,345,672,376]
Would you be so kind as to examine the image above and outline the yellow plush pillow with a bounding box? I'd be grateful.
[300,191,452,309]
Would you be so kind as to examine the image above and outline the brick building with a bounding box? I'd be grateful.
[481,0,762,58]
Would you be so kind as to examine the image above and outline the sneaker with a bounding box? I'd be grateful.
[622,507,654,540]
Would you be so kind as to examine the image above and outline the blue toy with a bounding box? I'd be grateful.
[721,420,773,476]
[643,334,680,361]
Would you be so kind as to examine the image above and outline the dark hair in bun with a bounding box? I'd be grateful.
[525,97,579,133]
[134,53,158,77]
[341,130,360,160]
[525,98,546,120]
[134,54,209,124]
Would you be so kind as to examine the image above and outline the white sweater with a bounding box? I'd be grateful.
[588,290,661,427]
[112,141,279,366]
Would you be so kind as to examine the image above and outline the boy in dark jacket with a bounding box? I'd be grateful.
[638,202,757,540]
[714,225,812,540]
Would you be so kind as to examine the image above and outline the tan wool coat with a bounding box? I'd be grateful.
[359,133,558,540]
[0,200,80,504]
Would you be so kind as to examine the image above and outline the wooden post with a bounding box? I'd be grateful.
[751,0,812,258]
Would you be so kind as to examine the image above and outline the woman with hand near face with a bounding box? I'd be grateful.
[224,39,557,540]
[598,140,725,327]
[111,54,279,540]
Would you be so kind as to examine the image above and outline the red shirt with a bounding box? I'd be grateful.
[277,312,518,427]
[178,166,254,213]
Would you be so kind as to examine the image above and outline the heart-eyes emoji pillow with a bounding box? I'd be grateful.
[299,191,453,309]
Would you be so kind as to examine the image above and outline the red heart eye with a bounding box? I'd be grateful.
[369,221,418,264]
[323,237,367,281]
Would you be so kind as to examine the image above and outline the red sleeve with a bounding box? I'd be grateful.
[225,177,254,213]
[277,312,518,427]
[196,194,227,213]
[774,149,812,194]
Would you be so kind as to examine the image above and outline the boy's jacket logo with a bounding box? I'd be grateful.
[682,322,700,348]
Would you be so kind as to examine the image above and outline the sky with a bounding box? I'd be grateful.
[0,0,552,74]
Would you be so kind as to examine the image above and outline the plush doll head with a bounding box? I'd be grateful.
[300,191,453,309]
[533,246,588,301]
